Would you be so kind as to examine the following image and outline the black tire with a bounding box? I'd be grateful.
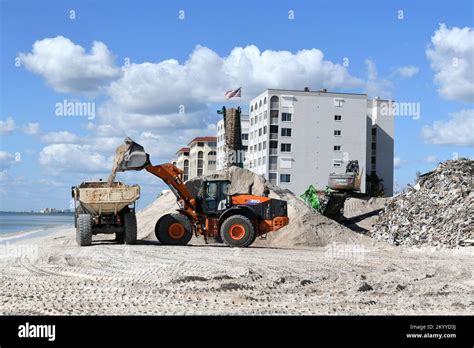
[115,232,125,244]
[155,213,193,246]
[76,214,92,246]
[74,206,84,228]
[123,212,137,245]
[220,215,255,248]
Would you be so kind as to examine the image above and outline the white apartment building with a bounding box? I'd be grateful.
[216,114,249,171]
[187,136,217,179]
[245,88,394,196]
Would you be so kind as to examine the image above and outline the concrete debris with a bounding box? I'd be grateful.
[371,159,473,248]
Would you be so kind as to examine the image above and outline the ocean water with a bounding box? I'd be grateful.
[0,212,74,235]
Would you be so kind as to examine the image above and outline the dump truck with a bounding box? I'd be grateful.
[71,181,140,246]
[114,137,289,247]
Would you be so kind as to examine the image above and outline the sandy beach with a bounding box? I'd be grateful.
[1,219,472,315]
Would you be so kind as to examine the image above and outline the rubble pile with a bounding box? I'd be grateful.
[372,159,473,248]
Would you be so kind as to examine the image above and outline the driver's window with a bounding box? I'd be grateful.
[206,182,217,200]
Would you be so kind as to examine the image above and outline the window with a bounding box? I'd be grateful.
[208,151,216,156]
[264,110,267,119]
[242,133,248,140]
[242,145,248,151]
[333,159,343,168]
[281,143,292,152]
[334,115,342,121]
[264,97,267,105]
[208,160,216,165]
[259,100,262,108]
[197,142,204,147]
[254,144,257,151]
[371,156,376,164]
[258,158,261,166]
[282,113,292,122]
[263,126,267,134]
[334,98,344,107]
[250,105,253,112]
[269,172,277,184]
[259,114,262,122]
[254,103,258,110]
[334,130,342,136]
[263,142,267,150]
[371,142,376,150]
[259,128,262,136]
[258,143,262,151]
[281,128,292,137]
[280,174,291,183]
[262,156,266,165]
[208,141,217,147]
[197,151,204,176]
[334,145,341,151]
[183,159,189,181]
[270,96,279,109]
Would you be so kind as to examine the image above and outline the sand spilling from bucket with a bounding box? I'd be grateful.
[107,143,129,186]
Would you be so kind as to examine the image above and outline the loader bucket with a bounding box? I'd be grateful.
[116,137,151,171]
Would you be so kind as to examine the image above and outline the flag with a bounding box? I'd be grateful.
[225,87,241,99]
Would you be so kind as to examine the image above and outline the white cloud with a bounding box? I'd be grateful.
[0,151,16,171]
[22,122,40,135]
[38,144,110,173]
[423,155,438,164]
[0,117,16,135]
[422,109,474,146]
[365,59,393,99]
[20,36,122,94]
[396,66,419,78]
[40,131,82,144]
[426,24,474,103]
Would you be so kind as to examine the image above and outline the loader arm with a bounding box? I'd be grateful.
[145,164,198,220]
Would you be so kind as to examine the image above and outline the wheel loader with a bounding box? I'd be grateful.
[115,138,289,247]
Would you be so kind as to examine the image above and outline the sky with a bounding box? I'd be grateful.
[0,0,473,211]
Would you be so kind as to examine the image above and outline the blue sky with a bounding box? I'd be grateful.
[0,0,473,211]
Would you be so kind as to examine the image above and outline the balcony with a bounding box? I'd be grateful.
[269,133,278,140]
[270,117,278,125]
[269,148,278,155]
[270,102,279,110]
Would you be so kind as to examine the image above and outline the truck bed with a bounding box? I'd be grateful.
[73,181,140,214]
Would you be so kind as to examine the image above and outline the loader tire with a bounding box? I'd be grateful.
[155,213,192,246]
[76,214,92,246]
[220,215,255,248]
[123,212,137,245]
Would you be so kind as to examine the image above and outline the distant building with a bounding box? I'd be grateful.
[174,147,190,181]
[187,136,217,179]
[216,114,249,171]
[244,88,394,196]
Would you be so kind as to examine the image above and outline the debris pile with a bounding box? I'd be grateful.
[371,159,473,248]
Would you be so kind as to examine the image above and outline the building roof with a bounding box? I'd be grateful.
[176,147,190,155]
[188,136,217,145]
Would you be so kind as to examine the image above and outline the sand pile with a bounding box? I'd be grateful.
[371,159,473,248]
[139,166,374,249]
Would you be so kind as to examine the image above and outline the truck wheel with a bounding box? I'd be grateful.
[220,215,255,248]
[76,214,92,246]
[123,212,137,245]
[155,213,192,246]
[115,232,125,244]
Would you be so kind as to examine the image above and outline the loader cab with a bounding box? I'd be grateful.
[198,180,231,214]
